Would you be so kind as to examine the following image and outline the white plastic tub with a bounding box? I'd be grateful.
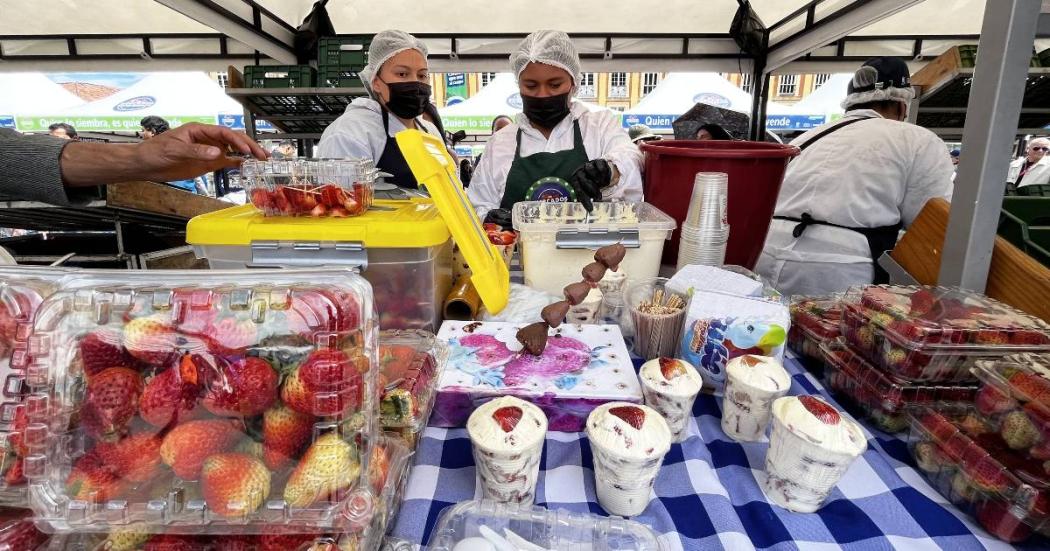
[511,201,676,295]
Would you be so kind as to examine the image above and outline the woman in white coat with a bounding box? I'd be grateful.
[1006,137,1050,196]
[755,57,954,296]
[467,30,642,222]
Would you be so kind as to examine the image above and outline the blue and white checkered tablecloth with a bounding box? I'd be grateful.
[389,350,1045,551]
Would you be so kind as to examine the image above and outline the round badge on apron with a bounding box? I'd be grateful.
[526,176,577,203]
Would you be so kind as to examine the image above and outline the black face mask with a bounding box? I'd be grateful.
[381,80,432,119]
[522,92,571,129]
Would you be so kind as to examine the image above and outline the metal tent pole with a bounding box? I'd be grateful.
[937,0,1042,291]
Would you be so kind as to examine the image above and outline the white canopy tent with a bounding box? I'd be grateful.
[13,72,248,133]
[0,72,85,128]
[792,73,854,120]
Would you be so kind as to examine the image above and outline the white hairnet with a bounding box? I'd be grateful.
[841,65,915,110]
[360,30,428,98]
[510,30,581,85]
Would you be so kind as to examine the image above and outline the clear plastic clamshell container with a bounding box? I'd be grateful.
[908,405,1050,543]
[426,500,662,551]
[0,268,65,508]
[789,294,842,369]
[24,268,380,534]
[972,353,1050,463]
[38,434,413,550]
[821,338,976,433]
[842,285,1050,383]
[378,330,447,444]
[511,201,676,296]
[242,158,376,217]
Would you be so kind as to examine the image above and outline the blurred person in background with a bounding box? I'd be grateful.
[1006,137,1050,196]
[629,124,662,145]
[695,123,732,140]
[48,122,77,140]
[271,140,296,159]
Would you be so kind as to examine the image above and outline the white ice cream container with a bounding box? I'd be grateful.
[467,396,547,505]
[639,358,703,442]
[721,354,791,442]
[585,402,671,517]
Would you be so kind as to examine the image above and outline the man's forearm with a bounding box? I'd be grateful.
[60,142,142,186]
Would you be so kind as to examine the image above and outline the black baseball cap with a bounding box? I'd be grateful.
[847,57,911,94]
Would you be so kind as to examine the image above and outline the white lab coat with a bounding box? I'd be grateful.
[1007,156,1050,189]
[467,101,643,215]
[316,97,440,161]
[755,109,954,296]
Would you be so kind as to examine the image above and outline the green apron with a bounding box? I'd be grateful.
[499,120,589,210]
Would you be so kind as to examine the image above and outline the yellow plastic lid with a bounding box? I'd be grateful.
[186,198,450,248]
[396,129,509,314]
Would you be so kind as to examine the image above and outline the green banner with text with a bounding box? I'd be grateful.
[16,115,217,133]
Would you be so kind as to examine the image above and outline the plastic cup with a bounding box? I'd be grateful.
[586,403,671,516]
[720,355,790,442]
[639,358,703,442]
[763,396,867,513]
[467,396,547,505]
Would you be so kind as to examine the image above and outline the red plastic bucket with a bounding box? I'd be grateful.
[640,140,800,269]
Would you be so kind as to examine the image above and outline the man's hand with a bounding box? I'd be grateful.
[61,123,268,187]
[132,123,269,182]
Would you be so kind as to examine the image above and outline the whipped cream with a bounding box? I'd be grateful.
[640,358,702,397]
[586,402,670,461]
[639,359,702,443]
[725,355,790,394]
[467,396,547,454]
[771,396,866,456]
[721,355,791,442]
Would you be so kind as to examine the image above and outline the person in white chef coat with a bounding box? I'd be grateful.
[755,57,953,296]
[317,30,440,189]
[467,30,642,223]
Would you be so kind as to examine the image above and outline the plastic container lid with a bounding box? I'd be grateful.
[187,199,450,249]
[511,201,676,235]
[821,338,976,415]
[396,129,509,315]
[426,499,662,550]
[844,285,1050,352]
[378,329,448,431]
[790,294,843,341]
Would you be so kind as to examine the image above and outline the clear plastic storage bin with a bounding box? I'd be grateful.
[972,353,1050,461]
[379,330,447,446]
[426,500,662,551]
[842,285,1050,382]
[789,294,842,369]
[25,269,379,534]
[512,201,676,295]
[242,158,376,218]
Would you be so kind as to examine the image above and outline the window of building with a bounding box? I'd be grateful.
[608,72,628,98]
[480,72,496,87]
[813,73,831,88]
[739,73,754,94]
[216,73,229,88]
[642,72,660,96]
[578,73,597,98]
[777,74,798,96]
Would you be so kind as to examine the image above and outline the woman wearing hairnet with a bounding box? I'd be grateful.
[317,30,439,188]
[755,57,953,296]
[467,30,642,220]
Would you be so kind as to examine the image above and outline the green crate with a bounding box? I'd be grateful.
[1039,48,1050,69]
[243,65,316,88]
[319,65,366,88]
[319,36,372,67]
[956,44,1041,68]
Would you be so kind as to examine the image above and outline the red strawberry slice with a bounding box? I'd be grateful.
[79,327,136,378]
[908,288,936,317]
[609,405,645,430]
[1009,372,1050,404]
[799,395,840,425]
[975,383,1015,417]
[659,357,687,380]
[492,406,523,433]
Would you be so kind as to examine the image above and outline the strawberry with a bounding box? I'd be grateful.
[66,449,128,502]
[310,203,328,217]
[880,347,909,371]
[976,330,1010,345]
[7,404,27,457]
[207,316,259,354]
[299,349,361,392]
[369,444,392,494]
[144,534,208,551]
[272,187,292,214]
[492,406,522,432]
[82,367,143,441]
[213,535,263,551]
[799,395,841,425]
[914,441,947,473]
[79,326,136,378]
[281,365,360,418]
[975,383,1014,417]
[263,403,314,470]
[123,316,197,366]
[318,184,346,209]
[283,433,360,508]
[609,405,645,430]
[1011,330,1050,346]
[281,186,318,213]
[659,357,687,380]
[908,288,936,317]
[95,432,163,483]
[200,452,271,518]
[950,472,979,504]
[963,453,1012,492]
[329,207,350,218]
[260,532,321,551]
[3,456,24,486]
[1008,372,1050,404]
[1000,410,1040,450]
[0,511,47,550]
[250,188,274,211]
[202,356,278,418]
[160,419,242,480]
[101,525,152,551]
[140,355,202,428]
[977,497,1033,543]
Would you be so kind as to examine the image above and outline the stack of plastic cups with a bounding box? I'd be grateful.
[677,172,730,271]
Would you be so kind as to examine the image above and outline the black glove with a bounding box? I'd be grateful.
[483,208,513,231]
[568,159,613,212]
